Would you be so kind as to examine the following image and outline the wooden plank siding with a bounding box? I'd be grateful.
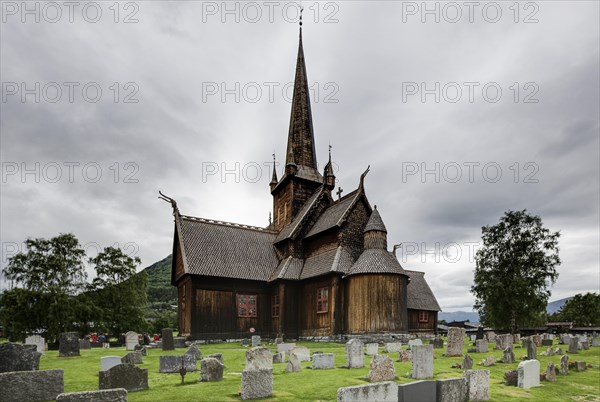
[298,276,334,337]
[345,274,408,333]
[407,309,438,333]
[177,276,192,335]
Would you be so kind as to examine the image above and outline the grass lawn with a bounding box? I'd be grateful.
[37,339,600,401]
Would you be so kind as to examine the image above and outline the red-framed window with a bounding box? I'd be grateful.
[272,294,280,317]
[237,294,257,317]
[317,287,329,313]
[418,310,429,323]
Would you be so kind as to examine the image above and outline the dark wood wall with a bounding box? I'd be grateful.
[177,276,192,335]
[345,274,408,333]
[408,309,438,333]
[299,276,334,337]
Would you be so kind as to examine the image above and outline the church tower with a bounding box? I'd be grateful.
[271,27,323,231]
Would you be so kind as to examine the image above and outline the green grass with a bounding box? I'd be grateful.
[37,340,600,401]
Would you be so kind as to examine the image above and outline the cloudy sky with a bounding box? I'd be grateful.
[1,1,598,311]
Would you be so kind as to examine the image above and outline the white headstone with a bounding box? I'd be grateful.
[345,339,365,369]
[25,335,45,355]
[124,331,138,351]
[408,339,423,350]
[383,342,402,353]
[366,343,379,356]
[412,344,434,379]
[517,360,540,389]
[100,356,122,372]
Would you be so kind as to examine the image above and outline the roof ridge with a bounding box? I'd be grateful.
[404,269,425,275]
[334,188,359,203]
[180,215,277,233]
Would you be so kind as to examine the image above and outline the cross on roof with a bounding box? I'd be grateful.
[336,186,343,200]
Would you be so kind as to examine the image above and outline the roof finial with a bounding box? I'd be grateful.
[270,152,278,185]
[359,165,370,190]
[328,143,332,162]
[158,190,179,215]
[299,1,303,27]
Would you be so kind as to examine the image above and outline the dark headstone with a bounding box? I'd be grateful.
[159,356,182,373]
[0,369,64,402]
[476,327,484,340]
[99,363,148,392]
[575,361,587,372]
[502,346,515,363]
[541,339,553,347]
[524,337,537,360]
[161,328,174,351]
[182,353,197,371]
[121,352,143,364]
[436,377,468,402]
[462,354,473,370]
[398,380,436,402]
[173,337,186,348]
[432,337,444,349]
[80,339,92,350]
[504,370,518,386]
[0,343,42,373]
[59,332,80,357]
[241,338,251,347]
[568,337,578,354]
[56,388,128,402]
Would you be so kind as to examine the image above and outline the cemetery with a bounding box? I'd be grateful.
[0,331,598,401]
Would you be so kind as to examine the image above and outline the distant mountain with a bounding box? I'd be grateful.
[547,297,572,315]
[438,311,480,324]
[142,255,176,308]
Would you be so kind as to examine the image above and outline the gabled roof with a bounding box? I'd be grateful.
[176,214,278,281]
[344,250,407,277]
[299,246,354,280]
[274,186,325,243]
[364,206,387,233]
[405,270,442,312]
[269,256,304,281]
[305,189,362,238]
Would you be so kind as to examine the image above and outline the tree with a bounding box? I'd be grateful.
[88,247,148,338]
[552,293,600,326]
[471,210,560,333]
[1,233,88,341]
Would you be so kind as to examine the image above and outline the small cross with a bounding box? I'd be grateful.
[336,186,343,200]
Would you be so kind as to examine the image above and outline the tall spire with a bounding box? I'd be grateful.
[285,25,319,174]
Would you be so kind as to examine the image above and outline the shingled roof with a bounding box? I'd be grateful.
[176,214,278,281]
[269,256,304,281]
[275,187,324,243]
[405,270,442,311]
[363,206,387,233]
[300,246,354,279]
[344,250,407,277]
[305,189,361,238]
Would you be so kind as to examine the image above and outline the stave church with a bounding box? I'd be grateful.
[165,26,441,340]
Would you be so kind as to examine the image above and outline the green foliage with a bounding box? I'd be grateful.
[550,293,600,326]
[147,310,177,334]
[472,210,560,332]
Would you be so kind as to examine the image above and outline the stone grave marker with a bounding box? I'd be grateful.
[79,339,92,350]
[524,337,537,360]
[408,339,423,350]
[486,331,496,343]
[25,335,45,355]
[338,382,398,402]
[272,352,285,363]
[502,346,515,363]
[476,327,484,340]
[207,353,224,365]
[475,340,488,353]
[432,337,444,349]
[173,337,186,348]
[446,327,466,357]
[366,343,378,356]
[541,339,553,347]
[200,357,224,381]
[568,337,578,353]
[560,355,569,375]
[59,332,80,357]
[545,362,557,382]
[496,334,512,350]
[56,388,127,402]
[122,352,143,365]
[575,361,587,372]
[383,342,402,353]
[412,344,433,379]
[517,359,540,389]
[368,355,396,382]
[289,346,310,362]
[161,328,174,351]
[277,342,296,354]
[580,340,590,350]
[99,364,148,392]
[184,344,202,361]
[399,349,412,362]
[245,347,272,370]
[0,369,64,402]
[182,353,197,371]
[462,354,473,370]
[0,343,41,373]
[436,378,467,402]
[125,331,139,351]
[241,338,250,347]
[312,353,334,369]
[275,337,283,344]
[285,352,301,372]
[251,335,261,347]
[592,338,599,347]
[482,356,496,367]
[398,380,436,402]
[464,369,490,401]
[531,334,542,347]
[241,368,273,400]
[160,356,182,373]
[101,356,122,372]
[345,339,364,368]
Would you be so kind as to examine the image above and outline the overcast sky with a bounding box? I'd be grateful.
[1,1,598,311]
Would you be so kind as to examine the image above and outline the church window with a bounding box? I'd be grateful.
[237,294,257,317]
[317,287,329,313]
[272,294,280,317]
[418,310,429,323]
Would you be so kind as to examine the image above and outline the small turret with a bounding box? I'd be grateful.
[323,145,335,189]
[270,153,278,191]
[363,206,388,250]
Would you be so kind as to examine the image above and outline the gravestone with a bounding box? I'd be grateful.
[482,356,496,367]
[503,370,518,386]
[568,337,578,353]
[559,355,569,375]
[184,344,202,361]
[59,332,80,357]
[337,382,398,402]
[0,343,42,373]
[312,353,335,369]
[560,335,570,344]
[502,346,515,363]
[545,362,556,382]
[541,339,553,347]
[289,346,310,362]
[251,335,261,347]
[245,347,272,370]
[513,334,521,344]
[462,354,473,370]
[383,342,402,353]
[241,368,273,400]
[432,337,444,349]
[517,360,540,389]
[182,354,197,371]
[412,344,433,379]
[398,380,436,402]
[56,388,128,402]
[399,350,412,362]
[408,339,423,350]
[161,328,174,351]
[99,364,148,392]
[544,347,554,356]
[531,334,542,347]
[436,377,467,402]
[241,338,250,347]
[159,356,184,373]
[580,340,590,350]
[524,337,537,360]
[200,358,223,381]
[101,356,122,372]
[366,343,379,356]
[207,353,224,365]
[446,327,466,357]
[275,337,283,344]
[554,346,563,355]
[486,331,496,343]
[173,337,186,348]
[0,369,64,402]
[285,352,301,372]
[121,352,143,365]
[125,331,139,351]
[277,342,296,354]
[592,338,599,347]
[470,335,477,342]
[272,352,285,363]
[496,334,512,350]
[80,339,91,350]
[346,339,365,368]
[368,355,396,382]
[575,361,587,372]
[464,370,490,401]
[25,335,46,355]
[476,327,484,340]
[475,340,488,353]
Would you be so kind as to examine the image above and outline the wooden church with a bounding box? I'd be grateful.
[165,27,441,340]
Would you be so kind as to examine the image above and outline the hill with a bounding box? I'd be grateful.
[547,296,572,315]
[143,255,176,309]
[438,311,480,324]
